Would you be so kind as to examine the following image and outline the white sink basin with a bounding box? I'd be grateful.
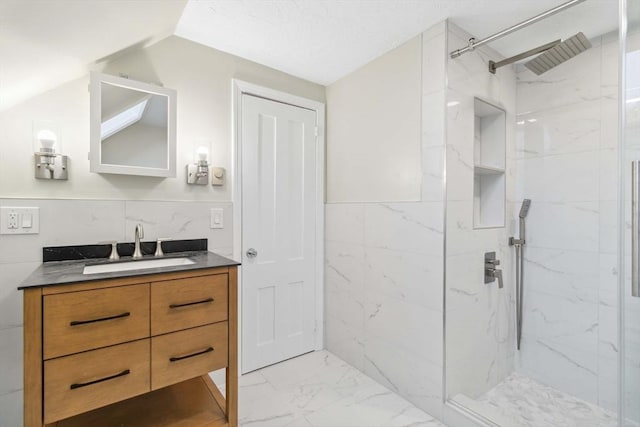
[83,257,196,275]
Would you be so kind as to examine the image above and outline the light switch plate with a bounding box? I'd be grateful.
[210,208,224,229]
[0,207,40,234]
[211,167,225,186]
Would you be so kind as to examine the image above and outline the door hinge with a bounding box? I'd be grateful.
[314,126,319,137]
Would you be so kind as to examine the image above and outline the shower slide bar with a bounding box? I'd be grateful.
[510,199,531,350]
[449,0,586,59]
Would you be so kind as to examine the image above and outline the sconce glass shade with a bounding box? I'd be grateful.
[32,121,68,180]
[187,145,210,185]
[196,146,209,162]
[33,120,62,153]
[37,129,57,152]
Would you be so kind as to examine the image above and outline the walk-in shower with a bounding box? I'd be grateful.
[443,0,637,425]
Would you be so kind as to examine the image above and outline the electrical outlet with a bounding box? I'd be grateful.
[1,207,40,234]
[7,213,19,229]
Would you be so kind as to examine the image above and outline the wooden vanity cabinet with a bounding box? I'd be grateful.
[23,266,238,427]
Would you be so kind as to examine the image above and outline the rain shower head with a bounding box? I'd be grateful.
[488,32,590,75]
[519,199,532,219]
[524,32,591,75]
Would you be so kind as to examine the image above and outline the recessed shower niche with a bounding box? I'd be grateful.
[473,98,505,228]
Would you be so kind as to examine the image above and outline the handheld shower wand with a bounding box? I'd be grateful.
[510,199,531,245]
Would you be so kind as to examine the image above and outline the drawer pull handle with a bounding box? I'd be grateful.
[169,346,214,362]
[69,311,130,326]
[169,297,214,309]
[70,369,130,390]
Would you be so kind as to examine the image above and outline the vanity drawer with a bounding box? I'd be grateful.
[151,274,228,335]
[44,339,150,424]
[151,322,228,390]
[43,284,150,359]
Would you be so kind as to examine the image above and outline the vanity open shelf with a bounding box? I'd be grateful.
[21,263,238,427]
[50,376,228,427]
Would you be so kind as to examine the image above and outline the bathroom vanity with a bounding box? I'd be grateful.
[19,250,239,427]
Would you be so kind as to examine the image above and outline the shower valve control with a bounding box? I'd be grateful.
[484,251,504,289]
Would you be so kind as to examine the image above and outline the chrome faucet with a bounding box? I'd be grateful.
[133,224,144,259]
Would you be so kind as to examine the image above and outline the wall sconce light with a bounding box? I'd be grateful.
[187,146,210,185]
[34,128,68,180]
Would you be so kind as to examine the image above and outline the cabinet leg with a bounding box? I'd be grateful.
[226,266,238,426]
[24,288,43,427]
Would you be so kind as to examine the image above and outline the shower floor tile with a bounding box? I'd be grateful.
[471,372,617,427]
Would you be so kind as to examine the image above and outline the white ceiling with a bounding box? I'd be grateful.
[1,0,619,111]
[176,0,619,86]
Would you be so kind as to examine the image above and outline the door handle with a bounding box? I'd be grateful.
[246,248,258,258]
[633,161,639,297]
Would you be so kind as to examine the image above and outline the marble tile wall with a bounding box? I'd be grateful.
[0,198,233,426]
[324,21,447,419]
[513,31,620,412]
[444,22,517,400]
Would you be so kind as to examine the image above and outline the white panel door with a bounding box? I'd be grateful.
[241,94,317,373]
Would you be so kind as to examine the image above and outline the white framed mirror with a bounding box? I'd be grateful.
[89,72,177,177]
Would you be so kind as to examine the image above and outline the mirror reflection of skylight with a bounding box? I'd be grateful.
[101,98,149,140]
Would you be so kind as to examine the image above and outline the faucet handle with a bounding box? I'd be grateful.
[493,268,504,289]
[99,241,119,260]
[133,224,145,259]
[154,238,172,257]
[100,241,120,260]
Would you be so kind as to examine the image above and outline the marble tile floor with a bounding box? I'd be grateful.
[231,350,446,427]
[454,372,617,427]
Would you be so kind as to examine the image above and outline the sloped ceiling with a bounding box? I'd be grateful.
[0,0,187,111]
[1,0,619,111]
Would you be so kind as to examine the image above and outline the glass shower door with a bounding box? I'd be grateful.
[623,0,640,425]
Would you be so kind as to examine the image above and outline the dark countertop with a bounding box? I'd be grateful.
[18,251,240,290]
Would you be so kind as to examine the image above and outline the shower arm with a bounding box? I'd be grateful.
[449,0,586,59]
[488,40,560,74]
